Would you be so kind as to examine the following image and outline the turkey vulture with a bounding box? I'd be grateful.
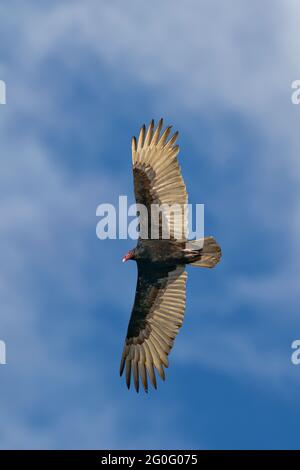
[120,119,221,392]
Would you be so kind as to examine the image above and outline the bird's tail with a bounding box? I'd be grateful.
[187,236,221,268]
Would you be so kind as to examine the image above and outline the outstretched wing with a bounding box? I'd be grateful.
[120,264,187,392]
[132,119,188,241]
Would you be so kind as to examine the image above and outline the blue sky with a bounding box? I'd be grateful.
[1,0,300,449]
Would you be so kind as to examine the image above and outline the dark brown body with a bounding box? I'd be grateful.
[135,239,187,266]
[132,238,217,268]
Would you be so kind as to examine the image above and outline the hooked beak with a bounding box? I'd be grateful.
[122,252,133,263]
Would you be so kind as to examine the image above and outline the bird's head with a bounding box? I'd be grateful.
[122,249,136,263]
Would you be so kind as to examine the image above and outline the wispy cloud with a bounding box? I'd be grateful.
[1,0,300,449]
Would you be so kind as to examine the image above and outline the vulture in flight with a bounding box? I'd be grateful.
[120,119,221,392]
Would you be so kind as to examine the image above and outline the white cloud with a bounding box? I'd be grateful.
[1,0,300,448]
